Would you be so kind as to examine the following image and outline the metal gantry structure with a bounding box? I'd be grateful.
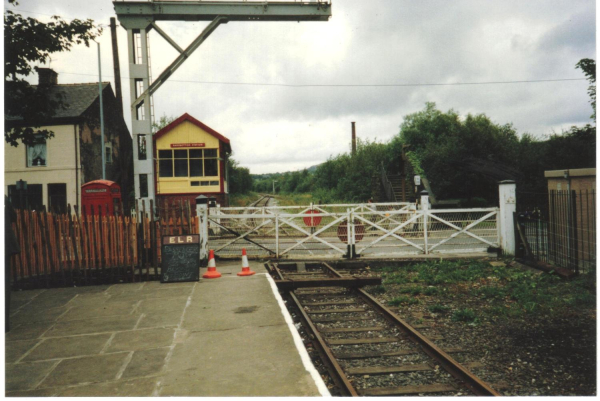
[113,1,332,208]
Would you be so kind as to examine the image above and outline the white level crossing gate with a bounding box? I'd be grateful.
[207,201,500,259]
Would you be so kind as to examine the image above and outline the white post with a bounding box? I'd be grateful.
[498,180,517,255]
[195,195,209,263]
[275,213,279,258]
[350,210,356,259]
[420,191,429,254]
[346,208,352,259]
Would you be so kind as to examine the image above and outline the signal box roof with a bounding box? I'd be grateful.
[154,113,232,155]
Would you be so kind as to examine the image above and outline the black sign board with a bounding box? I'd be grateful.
[161,235,200,283]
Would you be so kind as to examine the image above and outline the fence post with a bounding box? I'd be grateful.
[420,190,429,254]
[195,195,209,265]
[499,180,517,255]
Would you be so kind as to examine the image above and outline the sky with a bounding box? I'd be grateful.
[6,0,597,174]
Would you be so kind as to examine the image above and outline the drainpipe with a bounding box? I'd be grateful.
[74,125,80,209]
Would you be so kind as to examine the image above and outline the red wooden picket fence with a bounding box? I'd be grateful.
[8,200,198,290]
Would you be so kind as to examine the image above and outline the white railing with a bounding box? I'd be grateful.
[207,202,500,259]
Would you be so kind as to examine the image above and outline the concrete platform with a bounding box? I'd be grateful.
[5,261,327,397]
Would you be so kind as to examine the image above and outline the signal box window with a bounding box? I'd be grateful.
[157,148,219,178]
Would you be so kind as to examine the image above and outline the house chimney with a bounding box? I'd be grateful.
[351,122,357,155]
[38,68,58,86]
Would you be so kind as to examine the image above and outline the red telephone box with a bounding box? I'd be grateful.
[81,180,122,215]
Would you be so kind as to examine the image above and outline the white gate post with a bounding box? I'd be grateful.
[498,180,517,255]
[346,208,353,259]
[195,195,209,264]
[275,213,279,258]
[420,191,430,254]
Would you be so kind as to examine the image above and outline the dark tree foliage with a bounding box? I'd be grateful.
[228,159,253,194]
[4,1,101,146]
[576,58,596,120]
[395,102,521,202]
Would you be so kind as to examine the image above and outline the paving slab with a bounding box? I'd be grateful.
[55,377,158,397]
[10,306,69,325]
[45,315,141,337]
[6,321,54,342]
[6,260,325,397]
[106,327,175,353]
[136,312,181,329]
[58,302,136,321]
[22,333,112,362]
[160,324,317,396]
[6,387,60,397]
[5,361,58,392]
[38,352,129,388]
[121,347,170,379]
[64,292,111,307]
[5,340,41,363]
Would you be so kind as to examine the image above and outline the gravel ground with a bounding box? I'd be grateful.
[281,260,595,396]
[363,262,596,396]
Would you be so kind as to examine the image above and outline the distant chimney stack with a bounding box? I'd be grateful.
[38,68,58,86]
[351,122,357,155]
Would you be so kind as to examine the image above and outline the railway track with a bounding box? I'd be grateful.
[266,261,499,397]
[249,195,273,208]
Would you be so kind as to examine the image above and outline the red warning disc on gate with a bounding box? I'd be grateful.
[337,220,365,243]
[303,210,322,227]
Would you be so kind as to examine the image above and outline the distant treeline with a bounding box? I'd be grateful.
[245,102,595,206]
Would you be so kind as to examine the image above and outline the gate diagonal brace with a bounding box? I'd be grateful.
[427,211,498,252]
[354,212,424,253]
[210,218,276,254]
[278,214,347,256]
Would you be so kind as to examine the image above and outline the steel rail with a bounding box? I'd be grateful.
[322,262,500,396]
[266,262,358,396]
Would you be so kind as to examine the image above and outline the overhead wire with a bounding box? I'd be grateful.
[51,71,587,88]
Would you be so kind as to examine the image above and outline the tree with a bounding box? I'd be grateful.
[4,1,101,146]
[227,159,253,194]
[152,114,177,133]
[576,58,596,120]
[395,102,520,203]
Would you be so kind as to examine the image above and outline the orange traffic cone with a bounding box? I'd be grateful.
[202,250,221,279]
[237,248,255,276]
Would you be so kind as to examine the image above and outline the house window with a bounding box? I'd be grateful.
[105,143,113,164]
[48,183,67,214]
[26,135,47,167]
[157,148,219,178]
[7,184,43,210]
[139,174,148,198]
[137,135,147,160]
